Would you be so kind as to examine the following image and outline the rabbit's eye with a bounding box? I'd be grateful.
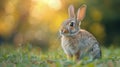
[70,22,74,27]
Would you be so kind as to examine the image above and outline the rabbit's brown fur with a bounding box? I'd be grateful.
[61,29,101,60]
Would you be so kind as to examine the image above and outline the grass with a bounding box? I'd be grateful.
[0,44,120,67]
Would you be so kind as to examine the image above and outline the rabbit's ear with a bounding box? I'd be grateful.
[68,5,75,18]
[77,4,87,21]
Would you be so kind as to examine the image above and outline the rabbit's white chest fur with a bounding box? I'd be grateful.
[61,36,79,55]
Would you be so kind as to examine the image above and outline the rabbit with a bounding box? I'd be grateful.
[59,4,101,61]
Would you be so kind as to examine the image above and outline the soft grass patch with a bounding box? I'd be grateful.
[0,44,120,67]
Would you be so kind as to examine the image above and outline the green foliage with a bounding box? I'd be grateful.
[0,45,120,67]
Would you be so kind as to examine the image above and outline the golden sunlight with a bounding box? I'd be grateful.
[32,0,62,10]
[42,0,62,10]
[30,0,63,24]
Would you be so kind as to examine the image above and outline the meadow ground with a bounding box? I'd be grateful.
[0,44,120,67]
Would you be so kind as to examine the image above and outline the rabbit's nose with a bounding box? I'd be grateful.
[62,29,68,33]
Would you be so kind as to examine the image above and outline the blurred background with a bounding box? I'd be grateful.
[0,0,120,51]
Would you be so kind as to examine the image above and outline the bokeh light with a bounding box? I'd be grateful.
[0,0,120,49]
